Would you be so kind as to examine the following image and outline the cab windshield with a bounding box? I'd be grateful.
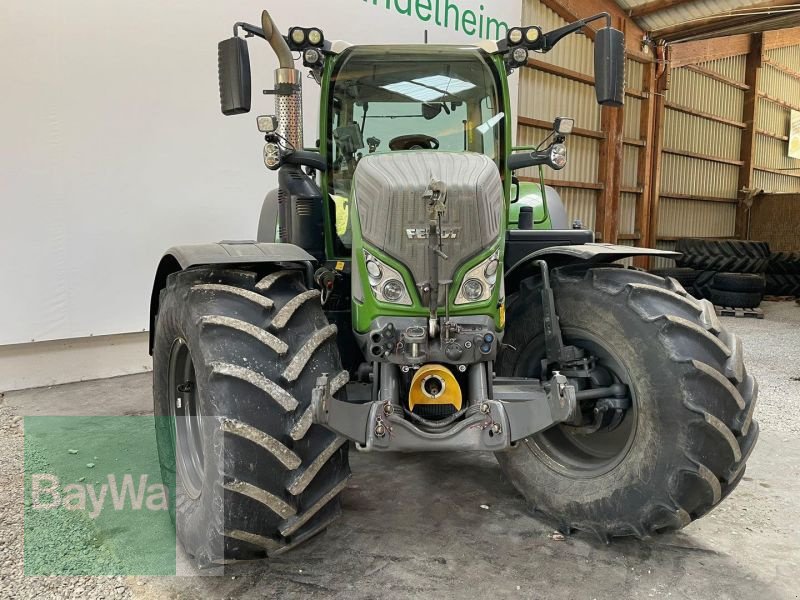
[326,45,505,251]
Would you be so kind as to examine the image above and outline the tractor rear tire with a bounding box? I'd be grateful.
[711,272,765,294]
[708,288,762,309]
[153,267,350,565]
[675,239,769,273]
[649,267,699,290]
[765,273,800,296]
[496,265,758,540]
[768,251,800,275]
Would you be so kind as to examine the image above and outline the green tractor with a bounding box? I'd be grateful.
[149,9,758,564]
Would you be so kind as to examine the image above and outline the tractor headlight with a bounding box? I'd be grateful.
[307,28,324,46]
[290,28,306,45]
[462,279,485,301]
[550,143,567,170]
[366,259,382,281]
[525,27,541,43]
[455,250,501,305]
[507,28,524,45]
[382,279,405,302]
[511,47,529,65]
[484,257,499,284]
[363,251,412,305]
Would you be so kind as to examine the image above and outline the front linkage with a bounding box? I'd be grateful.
[311,260,630,452]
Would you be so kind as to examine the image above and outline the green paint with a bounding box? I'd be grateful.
[507,181,553,230]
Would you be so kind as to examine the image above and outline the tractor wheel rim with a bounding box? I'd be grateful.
[518,329,638,479]
[168,338,204,500]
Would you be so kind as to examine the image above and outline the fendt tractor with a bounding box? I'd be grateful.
[149,9,758,564]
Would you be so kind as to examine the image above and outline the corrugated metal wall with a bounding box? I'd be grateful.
[519,1,600,229]
[754,44,800,194]
[518,2,800,262]
[656,56,745,259]
[519,1,648,235]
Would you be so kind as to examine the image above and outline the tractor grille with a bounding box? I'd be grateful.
[353,152,503,301]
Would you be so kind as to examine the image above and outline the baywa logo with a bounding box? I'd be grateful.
[24,416,176,576]
[31,473,169,519]
[363,0,509,40]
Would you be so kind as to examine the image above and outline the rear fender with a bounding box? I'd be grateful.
[148,241,315,353]
[504,243,679,293]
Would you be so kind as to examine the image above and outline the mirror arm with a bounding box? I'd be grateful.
[284,150,328,172]
[234,22,266,40]
[508,150,550,171]
[540,12,611,52]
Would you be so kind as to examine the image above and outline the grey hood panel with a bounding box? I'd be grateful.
[353,152,503,289]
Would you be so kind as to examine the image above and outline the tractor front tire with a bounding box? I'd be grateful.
[153,267,350,565]
[496,265,758,540]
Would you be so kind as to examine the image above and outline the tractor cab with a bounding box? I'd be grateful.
[324,45,509,252]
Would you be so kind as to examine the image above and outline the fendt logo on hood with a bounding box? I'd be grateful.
[406,228,459,239]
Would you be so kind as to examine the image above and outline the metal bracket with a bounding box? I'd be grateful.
[535,260,585,372]
[312,371,579,452]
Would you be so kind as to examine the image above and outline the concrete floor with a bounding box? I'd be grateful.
[3,301,799,599]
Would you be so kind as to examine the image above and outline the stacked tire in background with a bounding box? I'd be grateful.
[652,239,769,308]
[765,252,800,297]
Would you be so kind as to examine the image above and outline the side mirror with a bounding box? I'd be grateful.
[594,27,625,107]
[218,37,252,115]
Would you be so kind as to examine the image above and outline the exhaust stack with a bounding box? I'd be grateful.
[261,10,303,151]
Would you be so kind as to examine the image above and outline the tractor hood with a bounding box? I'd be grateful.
[352,151,503,302]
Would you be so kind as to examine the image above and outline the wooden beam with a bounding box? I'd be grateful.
[649,0,800,42]
[629,0,696,19]
[526,59,648,99]
[662,147,745,167]
[758,91,800,113]
[621,186,644,194]
[754,166,800,178]
[757,128,789,142]
[517,176,603,191]
[618,233,642,240]
[665,100,747,129]
[633,59,658,268]
[764,56,800,81]
[537,0,652,62]
[527,58,594,85]
[596,103,624,243]
[736,33,763,239]
[518,116,605,140]
[660,191,738,204]
[685,64,750,90]
[669,34,751,68]
[763,26,800,51]
[623,137,647,147]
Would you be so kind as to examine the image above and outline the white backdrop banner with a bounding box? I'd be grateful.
[0,0,521,345]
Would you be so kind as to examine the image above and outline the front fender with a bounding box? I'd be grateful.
[505,243,680,292]
[148,241,315,353]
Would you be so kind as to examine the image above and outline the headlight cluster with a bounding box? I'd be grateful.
[364,251,412,306]
[455,250,500,305]
[550,143,567,170]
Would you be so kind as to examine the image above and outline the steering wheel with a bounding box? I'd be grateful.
[388,134,440,151]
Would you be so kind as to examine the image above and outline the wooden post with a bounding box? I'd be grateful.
[644,45,670,267]
[735,33,763,239]
[596,105,624,243]
[595,14,625,244]
[633,59,658,268]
